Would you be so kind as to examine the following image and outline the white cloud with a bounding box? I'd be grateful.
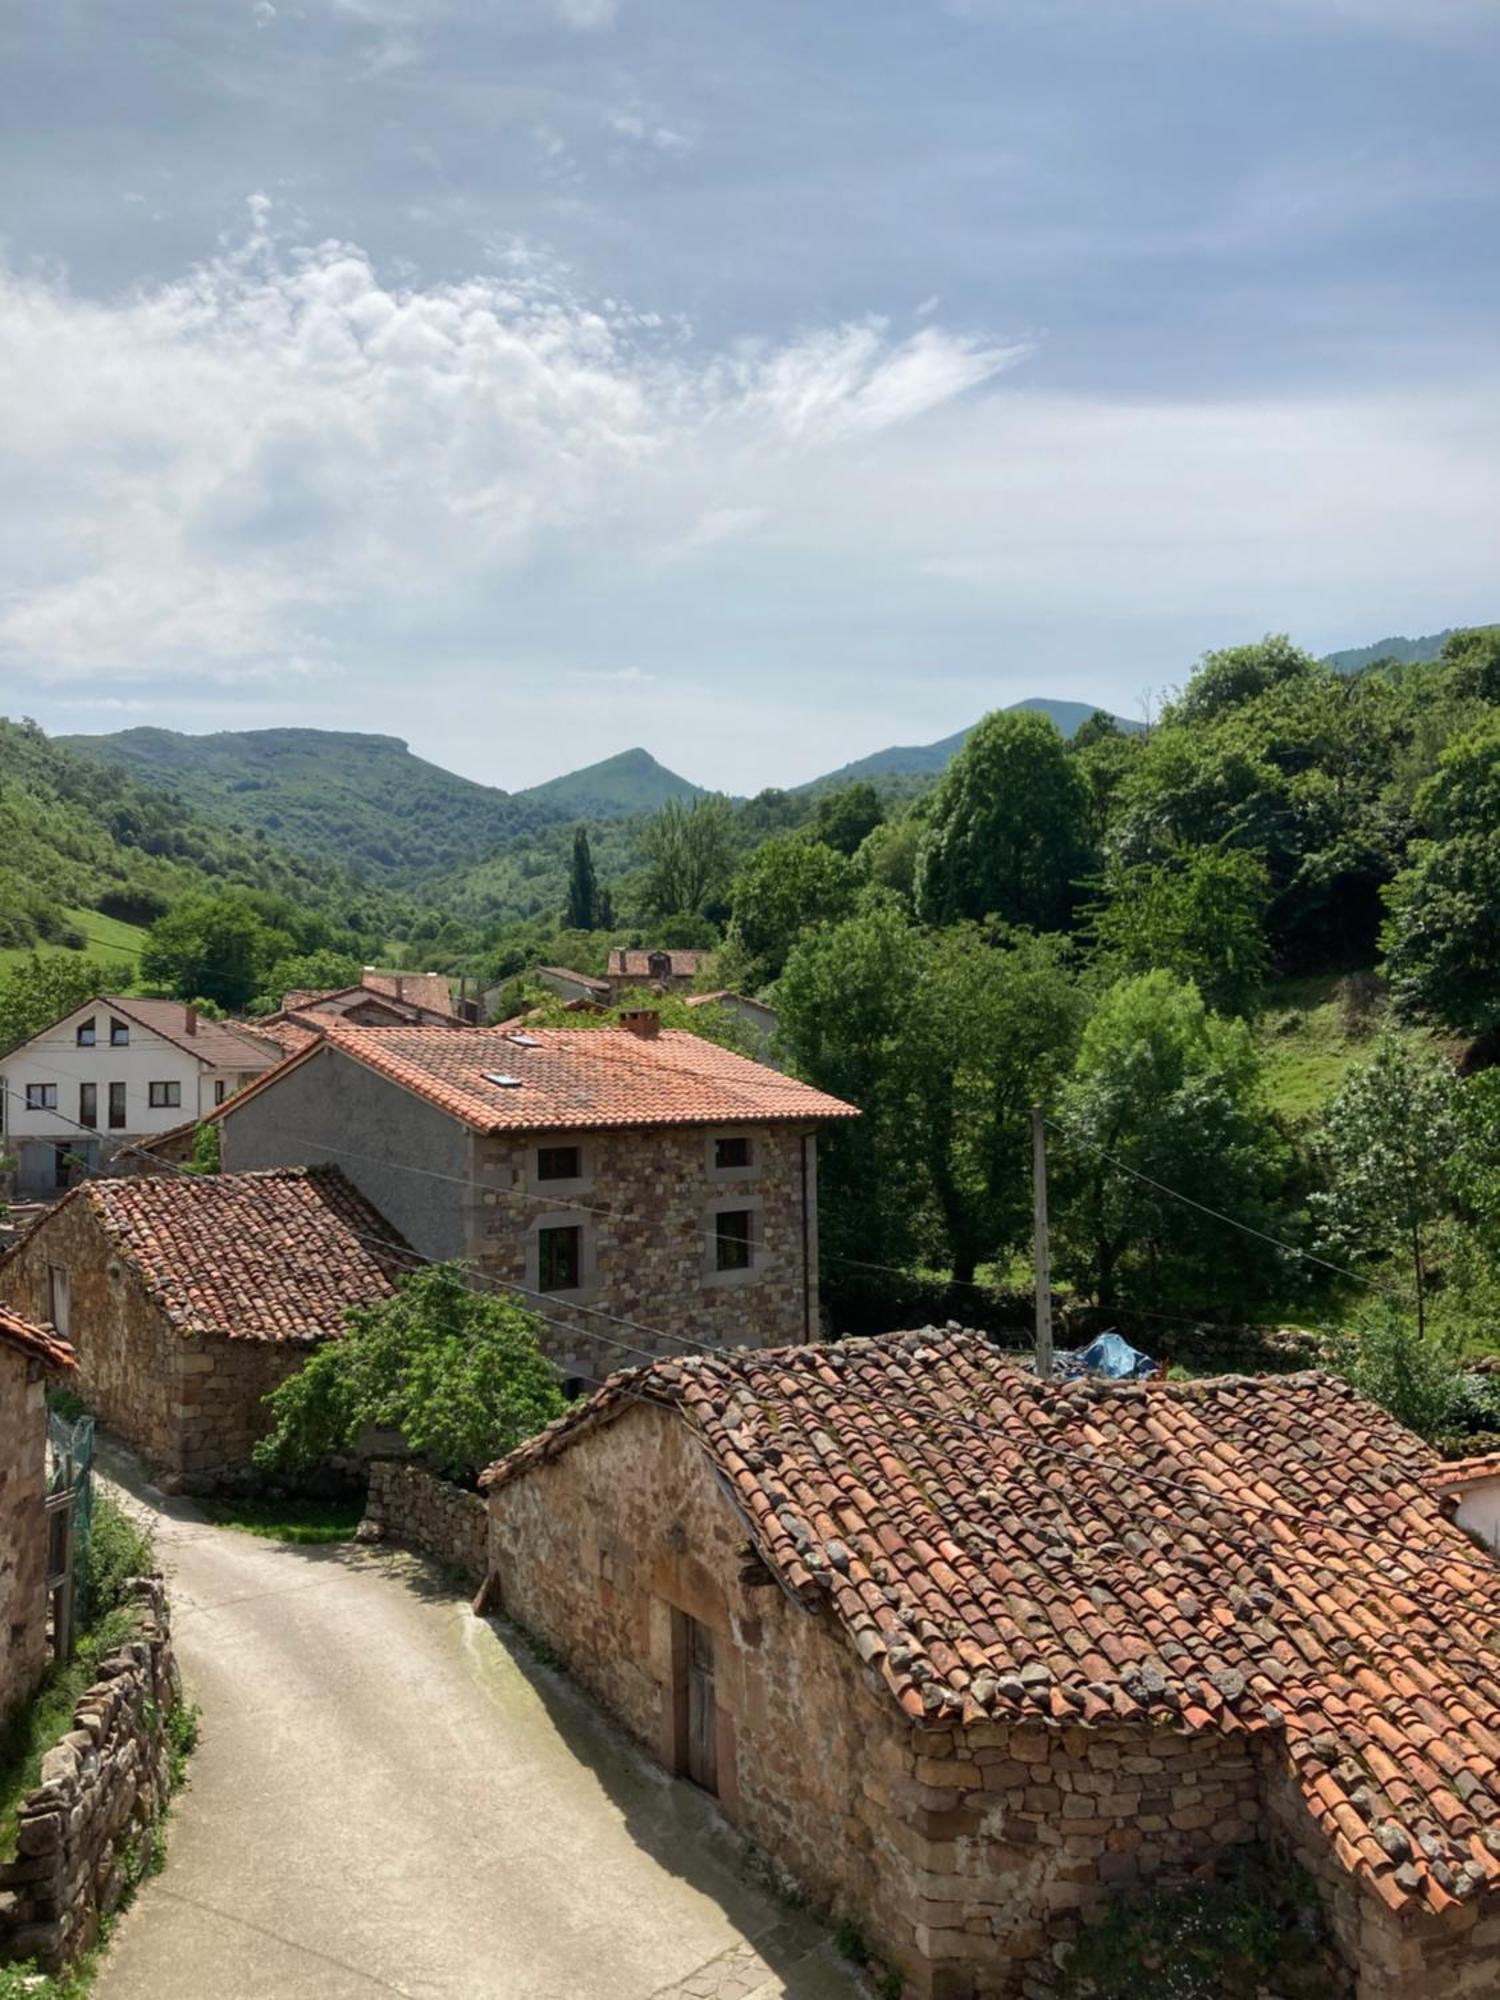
[607,106,693,158]
[0,204,1018,682]
[551,0,617,28]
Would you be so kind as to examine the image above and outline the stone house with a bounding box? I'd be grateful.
[0,1305,75,1722]
[215,1016,858,1385]
[687,991,780,1063]
[479,1328,1500,2000]
[527,966,611,1008]
[0,997,276,1197]
[0,1168,410,1485]
[606,948,704,999]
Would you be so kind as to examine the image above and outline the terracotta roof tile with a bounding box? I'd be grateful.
[0,1303,76,1372]
[1432,1452,1500,1490]
[483,1328,1500,1917]
[222,1022,859,1135]
[97,998,276,1073]
[62,1168,411,1343]
[607,949,703,979]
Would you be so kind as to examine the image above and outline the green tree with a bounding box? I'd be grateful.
[913,710,1090,932]
[140,894,284,1011]
[898,927,1086,1284]
[1331,1305,1460,1441]
[813,782,885,856]
[727,836,862,988]
[1170,634,1317,727]
[858,814,923,899]
[0,952,112,1054]
[254,1262,565,1483]
[565,826,600,931]
[1312,1031,1461,1338]
[1383,722,1500,1033]
[250,947,362,1015]
[1053,971,1291,1312]
[1441,623,1500,704]
[1085,846,1270,1015]
[640,796,735,918]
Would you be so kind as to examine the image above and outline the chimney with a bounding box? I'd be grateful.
[184,1004,197,1037]
[619,1008,660,1040]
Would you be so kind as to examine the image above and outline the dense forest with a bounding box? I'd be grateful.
[7,625,1500,1446]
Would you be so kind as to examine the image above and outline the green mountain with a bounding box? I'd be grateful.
[0,717,393,956]
[515,747,702,819]
[59,726,563,883]
[1321,629,1469,675]
[804,697,1141,791]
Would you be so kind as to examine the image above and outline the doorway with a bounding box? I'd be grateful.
[670,1608,718,1795]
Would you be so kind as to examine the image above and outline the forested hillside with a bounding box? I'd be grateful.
[58,726,565,882]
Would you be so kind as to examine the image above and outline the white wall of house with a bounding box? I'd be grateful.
[1453,1478,1500,1553]
[0,1001,263,1192]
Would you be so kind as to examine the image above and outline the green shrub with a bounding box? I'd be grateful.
[80,1495,156,1627]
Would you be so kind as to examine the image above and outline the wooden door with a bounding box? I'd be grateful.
[686,1616,717,1794]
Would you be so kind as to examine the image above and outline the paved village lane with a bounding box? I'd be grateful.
[93,1458,858,2000]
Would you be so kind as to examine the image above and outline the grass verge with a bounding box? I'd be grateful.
[198,1495,361,1544]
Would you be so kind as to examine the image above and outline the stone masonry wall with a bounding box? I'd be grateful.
[0,1577,178,1973]
[487,1402,910,1955]
[469,1121,818,1384]
[363,1460,488,1583]
[0,1344,50,1724]
[1,1196,177,1468]
[487,1401,1303,2000]
[0,1199,311,1485]
[1263,1758,1500,2000]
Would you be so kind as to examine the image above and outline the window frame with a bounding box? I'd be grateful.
[47,1264,70,1336]
[76,1017,97,1048]
[536,1143,583,1184]
[706,1128,759,1182]
[148,1081,182,1110]
[79,1082,97,1129]
[713,1207,754,1274]
[109,1018,130,1047]
[537,1223,584,1295]
[525,1134,593,1198]
[108,1081,127,1130]
[526,1210,595,1301]
[702,1193,766,1287]
[25,1082,58,1111]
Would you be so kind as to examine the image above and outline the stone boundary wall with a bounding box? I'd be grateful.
[363,1460,488,1583]
[0,1576,179,1973]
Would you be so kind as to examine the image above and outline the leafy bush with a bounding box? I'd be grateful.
[255,1262,565,1484]
[81,1495,157,1626]
[1328,1306,1463,1441]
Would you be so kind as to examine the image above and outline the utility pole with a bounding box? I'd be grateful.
[1031,1104,1053,1381]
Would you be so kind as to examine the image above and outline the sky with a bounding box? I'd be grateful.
[0,0,1496,795]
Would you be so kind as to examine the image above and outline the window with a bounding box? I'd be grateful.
[47,1265,70,1337]
[109,1018,129,1046]
[714,1134,752,1172]
[108,1082,126,1130]
[538,1224,582,1293]
[76,1018,96,1047]
[79,1083,97,1129]
[537,1144,582,1182]
[715,1209,754,1273]
[214,1080,228,1107]
[148,1081,181,1109]
[25,1083,57,1111]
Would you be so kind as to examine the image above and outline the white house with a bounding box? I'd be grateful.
[1433,1452,1500,1555]
[0,997,277,1197]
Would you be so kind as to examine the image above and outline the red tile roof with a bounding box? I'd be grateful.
[534,966,611,996]
[361,971,454,1014]
[607,949,703,979]
[0,1303,76,1372]
[55,1168,411,1344]
[1432,1452,1500,1490]
[222,1022,859,1135]
[272,983,470,1028]
[483,1328,1500,1917]
[102,998,277,1073]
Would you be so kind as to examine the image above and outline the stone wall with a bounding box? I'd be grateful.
[470,1121,818,1384]
[0,1577,178,1973]
[0,1198,311,1486]
[363,1460,488,1582]
[0,1344,50,1724]
[1263,1758,1500,2000]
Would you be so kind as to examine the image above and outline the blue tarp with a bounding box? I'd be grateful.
[1060,1330,1157,1380]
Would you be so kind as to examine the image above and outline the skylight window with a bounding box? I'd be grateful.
[483,1072,524,1089]
[505,1031,541,1047]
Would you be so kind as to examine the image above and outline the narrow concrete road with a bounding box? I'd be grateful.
[94,1460,857,2000]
